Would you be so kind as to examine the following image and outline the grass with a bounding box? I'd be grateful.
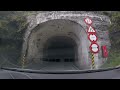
[0,44,22,68]
[101,49,120,68]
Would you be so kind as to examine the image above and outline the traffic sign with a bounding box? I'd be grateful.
[87,26,96,34]
[88,34,98,42]
[102,45,108,58]
[89,43,99,54]
[84,17,93,25]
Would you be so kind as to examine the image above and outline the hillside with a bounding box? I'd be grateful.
[101,11,120,68]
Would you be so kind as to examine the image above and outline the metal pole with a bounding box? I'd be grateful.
[91,53,95,69]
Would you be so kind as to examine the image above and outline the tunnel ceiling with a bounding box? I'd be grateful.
[44,36,76,49]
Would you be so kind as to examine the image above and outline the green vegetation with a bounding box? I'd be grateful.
[0,11,33,39]
[0,11,31,67]
[102,11,120,68]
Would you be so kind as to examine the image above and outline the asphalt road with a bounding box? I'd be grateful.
[38,62,80,70]
[0,67,120,79]
[25,62,80,70]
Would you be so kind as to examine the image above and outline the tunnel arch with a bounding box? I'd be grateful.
[25,19,90,69]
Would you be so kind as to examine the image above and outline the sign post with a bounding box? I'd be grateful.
[91,53,95,69]
[84,16,100,69]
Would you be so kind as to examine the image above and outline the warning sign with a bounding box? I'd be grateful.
[88,34,98,42]
[89,43,99,54]
[84,16,100,69]
[87,26,96,34]
[84,17,93,25]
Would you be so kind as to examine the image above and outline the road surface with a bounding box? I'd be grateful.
[0,67,120,79]
[25,62,80,70]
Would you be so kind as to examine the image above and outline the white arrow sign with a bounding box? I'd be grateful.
[84,17,93,25]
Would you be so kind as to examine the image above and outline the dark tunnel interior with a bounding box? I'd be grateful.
[37,36,80,70]
[43,36,76,62]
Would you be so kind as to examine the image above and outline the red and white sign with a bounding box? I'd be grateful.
[87,26,96,34]
[84,17,100,54]
[88,34,98,42]
[89,43,99,54]
[102,45,108,58]
[84,17,93,25]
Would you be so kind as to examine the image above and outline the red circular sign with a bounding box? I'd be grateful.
[88,34,98,42]
[89,43,99,54]
[84,17,93,25]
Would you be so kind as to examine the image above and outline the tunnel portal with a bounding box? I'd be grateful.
[25,19,90,70]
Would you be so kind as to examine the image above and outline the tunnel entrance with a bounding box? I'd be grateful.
[43,36,76,62]
[41,36,79,70]
[25,19,90,70]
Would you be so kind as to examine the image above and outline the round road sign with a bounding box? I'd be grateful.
[89,43,99,54]
[84,17,93,25]
[88,34,98,42]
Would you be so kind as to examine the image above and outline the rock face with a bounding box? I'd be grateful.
[21,11,111,69]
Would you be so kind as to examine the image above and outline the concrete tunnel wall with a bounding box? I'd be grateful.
[26,19,90,69]
[21,11,111,69]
